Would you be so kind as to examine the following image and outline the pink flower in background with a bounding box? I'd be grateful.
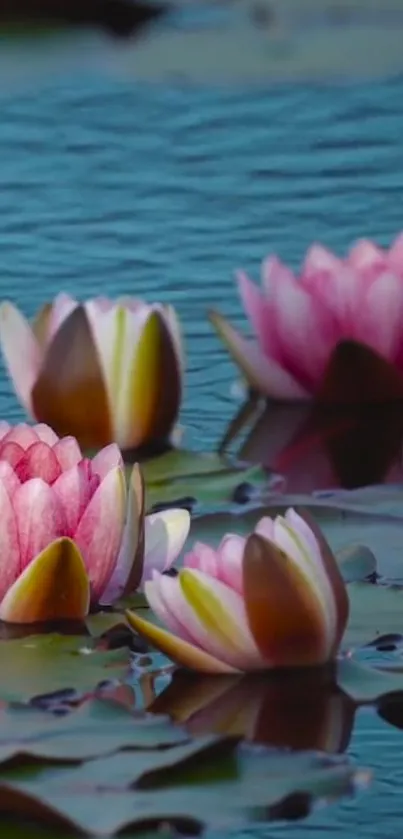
[0,422,190,624]
[127,508,348,673]
[209,233,403,401]
[0,293,183,450]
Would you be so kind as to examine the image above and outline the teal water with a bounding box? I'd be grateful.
[1,71,403,836]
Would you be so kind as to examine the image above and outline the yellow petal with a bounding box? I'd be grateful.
[178,569,262,669]
[126,310,181,448]
[31,303,53,349]
[0,538,90,624]
[125,610,239,674]
[31,306,113,449]
[243,534,328,667]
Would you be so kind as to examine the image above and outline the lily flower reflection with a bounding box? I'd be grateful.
[127,508,349,673]
[0,294,183,452]
[147,669,356,753]
[220,399,403,493]
[0,422,189,624]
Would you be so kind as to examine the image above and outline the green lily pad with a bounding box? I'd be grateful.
[0,740,367,835]
[138,449,272,511]
[345,583,403,649]
[337,658,403,703]
[0,635,130,703]
[0,698,188,764]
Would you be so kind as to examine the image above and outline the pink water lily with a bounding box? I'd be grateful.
[0,293,183,450]
[0,422,190,624]
[209,233,403,401]
[127,508,348,674]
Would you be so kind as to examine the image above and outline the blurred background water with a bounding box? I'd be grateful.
[1,7,403,835]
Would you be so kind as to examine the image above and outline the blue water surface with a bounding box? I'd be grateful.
[1,67,403,838]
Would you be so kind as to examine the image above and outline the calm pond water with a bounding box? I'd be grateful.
[1,67,403,838]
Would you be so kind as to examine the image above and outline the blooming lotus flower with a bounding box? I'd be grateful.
[209,233,403,402]
[0,422,190,624]
[127,508,349,673]
[0,293,183,450]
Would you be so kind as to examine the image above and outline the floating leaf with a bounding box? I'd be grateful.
[0,635,130,703]
[336,545,378,583]
[345,583,403,649]
[139,449,275,511]
[0,742,367,835]
[0,698,189,764]
[337,659,403,703]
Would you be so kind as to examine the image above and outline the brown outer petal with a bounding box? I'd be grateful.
[294,508,349,655]
[121,464,145,596]
[242,534,329,667]
[315,339,403,404]
[129,310,181,446]
[31,305,113,449]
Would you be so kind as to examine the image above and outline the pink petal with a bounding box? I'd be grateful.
[254,516,275,541]
[302,244,343,278]
[302,260,364,339]
[215,534,245,594]
[14,442,62,485]
[0,461,20,499]
[262,255,296,291]
[52,436,83,471]
[33,424,60,446]
[237,270,281,360]
[0,303,42,413]
[184,542,220,576]
[145,573,196,643]
[355,272,403,361]
[265,269,336,389]
[13,478,67,570]
[347,239,386,274]
[73,467,126,601]
[209,311,308,400]
[90,296,115,313]
[52,464,94,535]
[141,509,190,585]
[0,422,10,441]
[0,442,25,469]
[1,423,39,450]
[91,444,123,481]
[284,509,322,561]
[0,480,21,600]
[48,293,78,341]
